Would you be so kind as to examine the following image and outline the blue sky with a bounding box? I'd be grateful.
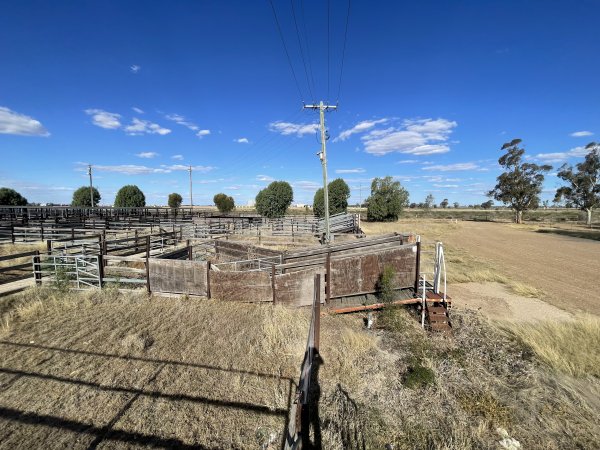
[1,0,599,206]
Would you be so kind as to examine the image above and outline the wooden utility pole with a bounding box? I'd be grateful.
[188,165,193,214]
[304,101,337,243]
[88,164,94,208]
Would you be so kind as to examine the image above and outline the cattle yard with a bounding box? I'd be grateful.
[0,206,455,448]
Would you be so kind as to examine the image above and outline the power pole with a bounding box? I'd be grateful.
[88,164,94,208]
[188,165,193,214]
[304,101,337,244]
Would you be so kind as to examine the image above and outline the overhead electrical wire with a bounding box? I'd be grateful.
[300,0,318,103]
[336,0,351,104]
[268,0,306,102]
[290,0,316,103]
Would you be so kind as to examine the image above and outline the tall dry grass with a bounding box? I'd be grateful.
[507,315,600,378]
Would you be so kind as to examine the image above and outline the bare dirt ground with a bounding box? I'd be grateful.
[450,282,574,323]
[448,222,600,315]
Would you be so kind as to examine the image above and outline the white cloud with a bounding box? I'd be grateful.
[162,164,215,173]
[433,184,459,188]
[196,129,211,138]
[335,168,365,174]
[422,162,479,171]
[172,154,184,160]
[257,174,275,182]
[93,164,170,175]
[395,159,419,164]
[570,130,593,137]
[336,118,388,141]
[269,121,319,137]
[0,106,50,136]
[235,137,249,144]
[132,107,144,114]
[292,180,321,190]
[533,146,589,163]
[130,65,141,73]
[165,113,200,131]
[124,118,171,135]
[136,152,158,159]
[88,163,214,175]
[362,118,457,156]
[85,109,122,130]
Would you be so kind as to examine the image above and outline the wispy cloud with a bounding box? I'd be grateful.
[172,154,184,160]
[82,163,214,175]
[125,118,171,136]
[132,107,144,114]
[269,121,319,137]
[0,106,50,136]
[136,152,159,159]
[292,180,321,190]
[85,109,122,130]
[130,65,141,73]
[422,162,479,171]
[335,118,388,141]
[165,113,200,131]
[335,168,365,174]
[235,137,249,144]
[570,130,593,137]
[196,129,210,138]
[361,118,458,156]
[257,174,275,182]
[395,159,419,164]
[533,146,589,163]
[162,164,215,173]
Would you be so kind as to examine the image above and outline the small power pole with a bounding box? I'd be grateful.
[88,164,94,208]
[304,101,337,244]
[188,165,193,213]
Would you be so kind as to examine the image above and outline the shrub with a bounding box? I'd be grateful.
[0,187,28,206]
[255,181,293,218]
[366,176,409,221]
[168,193,183,209]
[313,178,351,218]
[114,185,145,207]
[377,266,396,303]
[213,193,235,213]
[71,186,100,207]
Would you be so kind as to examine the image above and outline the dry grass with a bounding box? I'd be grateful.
[1,289,599,448]
[506,315,600,378]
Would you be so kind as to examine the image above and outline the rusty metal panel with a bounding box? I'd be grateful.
[330,245,416,298]
[274,268,325,307]
[148,259,207,295]
[210,270,273,302]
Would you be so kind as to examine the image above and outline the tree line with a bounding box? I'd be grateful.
[1,139,598,224]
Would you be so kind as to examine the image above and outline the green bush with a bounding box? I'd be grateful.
[213,193,235,213]
[255,181,293,218]
[403,361,436,389]
[0,187,28,206]
[366,176,409,221]
[313,178,350,218]
[114,185,145,207]
[168,193,183,208]
[377,266,396,303]
[72,186,100,207]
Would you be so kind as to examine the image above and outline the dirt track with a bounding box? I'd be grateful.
[447,222,600,315]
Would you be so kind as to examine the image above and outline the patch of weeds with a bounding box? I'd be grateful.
[438,347,468,367]
[402,358,436,389]
[53,264,74,292]
[456,390,513,427]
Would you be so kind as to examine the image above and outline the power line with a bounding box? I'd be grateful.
[290,0,315,102]
[300,0,317,102]
[336,0,351,104]
[268,0,305,102]
[327,0,331,101]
